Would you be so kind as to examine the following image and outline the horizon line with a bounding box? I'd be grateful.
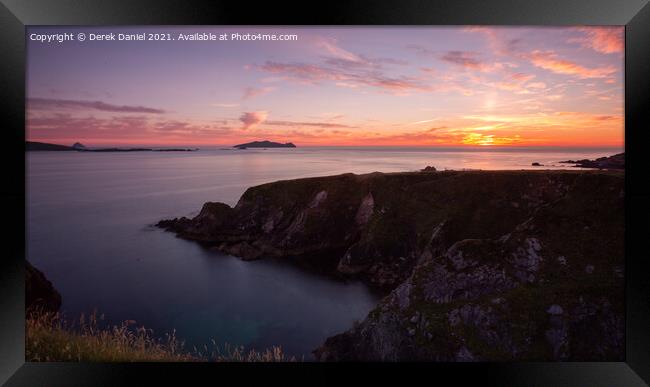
[26,139,624,150]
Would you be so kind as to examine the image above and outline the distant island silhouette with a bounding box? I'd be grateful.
[233,140,296,149]
[26,141,197,152]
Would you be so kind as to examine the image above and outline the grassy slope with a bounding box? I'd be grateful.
[26,311,296,362]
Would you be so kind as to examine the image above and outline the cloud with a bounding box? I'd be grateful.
[570,27,623,54]
[408,118,438,125]
[28,98,165,114]
[462,27,522,57]
[487,72,537,92]
[406,44,437,56]
[257,61,431,93]
[526,82,547,89]
[242,86,274,99]
[440,51,487,71]
[251,39,422,94]
[27,112,234,142]
[265,120,355,129]
[317,38,408,69]
[239,111,268,129]
[526,51,617,78]
[420,67,437,75]
[362,127,466,145]
[464,27,621,79]
[439,51,515,74]
[212,103,240,108]
[461,133,522,146]
[150,120,232,135]
[317,38,364,63]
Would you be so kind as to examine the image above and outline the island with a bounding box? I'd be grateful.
[233,140,296,149]
[158,168,624,362]
[26,141,198,152]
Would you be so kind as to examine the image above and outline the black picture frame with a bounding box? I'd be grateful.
[1,0,649,385]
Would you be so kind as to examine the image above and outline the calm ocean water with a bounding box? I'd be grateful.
[26,146,621,358]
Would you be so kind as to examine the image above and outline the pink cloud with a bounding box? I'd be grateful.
[239,111,268,129]
[242,86,274,99]
[317,38,363,63]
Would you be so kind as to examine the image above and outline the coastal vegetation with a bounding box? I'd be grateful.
[26,310,296,362]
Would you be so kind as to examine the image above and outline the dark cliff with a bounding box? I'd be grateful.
[158,170,624,361]
[26,261,62,314]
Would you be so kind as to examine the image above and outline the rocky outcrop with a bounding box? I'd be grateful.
[314,171,624,361]
[560,152,624,169]
[26,261,62,314]
[158,170,624,361]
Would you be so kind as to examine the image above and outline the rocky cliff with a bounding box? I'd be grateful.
[26,261,62,314]
[158,170,624,361]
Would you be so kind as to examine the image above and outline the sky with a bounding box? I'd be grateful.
[26,26,624,147]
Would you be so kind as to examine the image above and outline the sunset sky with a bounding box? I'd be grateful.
[26,26,624,147]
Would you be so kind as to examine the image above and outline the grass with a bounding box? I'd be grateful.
[26,309,298,362]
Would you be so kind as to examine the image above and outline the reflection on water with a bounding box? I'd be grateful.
[26,146,620,358]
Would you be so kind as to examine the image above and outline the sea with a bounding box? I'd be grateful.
[26,146,622,359]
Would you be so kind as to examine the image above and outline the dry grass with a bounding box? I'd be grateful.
[26,309,298,362]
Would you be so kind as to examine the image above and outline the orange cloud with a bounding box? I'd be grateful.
[461,133,522,146]
[571,27,624,54]
[526,50,617,78]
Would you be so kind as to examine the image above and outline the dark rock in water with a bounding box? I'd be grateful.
[531,162,542,167]
[560,153,624,170]
[158,170,624,361]
[233,140,296,149]
[26,261,62,314]
[421,166,437,172]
